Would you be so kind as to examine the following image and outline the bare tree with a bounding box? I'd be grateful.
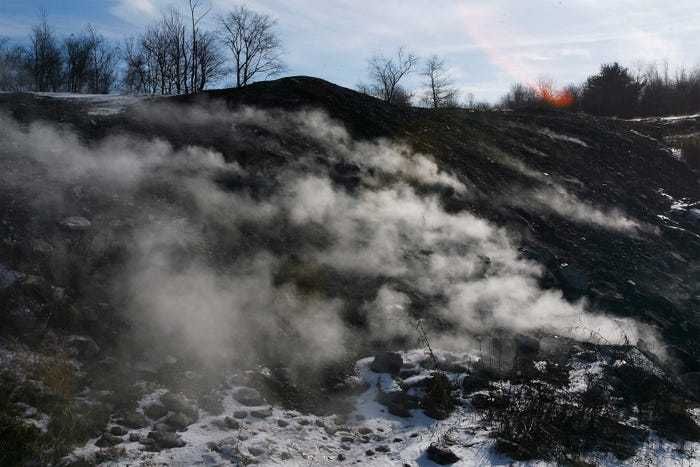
[159,9,189,94]
[122,37,148,93]
[64,32,92,92]
[195,31,225,91]
[365,47,417,104]
[422,55,458,109]
[0,38,31,91]
[187,0,211,93]
[219,6,284,87]
[29,11,62,91]
[85,25,118,93]
[423,56,456,107]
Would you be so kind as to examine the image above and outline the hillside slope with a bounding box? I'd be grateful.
[0,77,698,465]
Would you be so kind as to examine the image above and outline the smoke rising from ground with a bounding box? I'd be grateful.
[0,106,662,371]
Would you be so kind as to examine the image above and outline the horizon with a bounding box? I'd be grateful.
[2,0,700,102]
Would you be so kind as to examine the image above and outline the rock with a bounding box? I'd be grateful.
[248,446,266,456]
[118,411,147,429]
[357,427,372,434]
[297,418,311,425]
[250,407,272,418]
[153,422,177,432]
[377,389,419,418]
[164,411,197,431]
[233,410,248,419]
[144,403,168,420]
[277,419,289,427]
[128,432,145,442]
[60,216,91,231]
[65,335,101,360]
[95,433,123,447]
[393,437,403,442]
[160,392,198,420]
[109,425,128,436]
[376,445,390,453]
[365,449,375,456]
[370,352,403,375]
[224,417,240,429]
[426,443,460,464]
[147,430,186,449]
[233,387,265,406]
[337,453,346,461]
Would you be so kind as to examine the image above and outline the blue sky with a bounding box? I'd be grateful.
[2,0,700,101]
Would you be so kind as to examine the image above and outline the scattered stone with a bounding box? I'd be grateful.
[298,418,311,425]
[365,449,374,456]
[109,426,128,436]
[224,417,240,429]
[164,411,197,431]
[128,433,145,442]
[160,392,198,420]
[153,422,176,432]
[376,445,390,453]
[95,433,122,447]
[340,436,354,443]
[146,430,186,449]
[315,419,326,428]
[393,437,403,442]
[248,446,266,456]
[279,452,292,460]
[338,453,346,461]
[426,443,460,465]
[118,411,147,429]
[233,387,265,406]
[233,410,248,419]
[340,444,351,451]
[357,427,372,435]
[251,407,272,418]
[370,352,403,375]
[144,403,168,421]
[277,419,289,427]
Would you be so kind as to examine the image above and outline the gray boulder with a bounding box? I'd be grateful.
[233,387,265,406]
[370,352,403,375]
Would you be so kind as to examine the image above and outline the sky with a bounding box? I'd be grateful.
[2,0,700,102]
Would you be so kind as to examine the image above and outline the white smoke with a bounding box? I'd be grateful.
[0,107,663,370]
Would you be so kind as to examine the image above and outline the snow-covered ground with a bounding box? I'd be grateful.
[628,113,700,122]
[28,92,147,116]
[62,349,700,466]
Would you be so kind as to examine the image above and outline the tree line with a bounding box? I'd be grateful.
[3,5,699,120]
[499,61,700,118]
[0,3,285,95]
